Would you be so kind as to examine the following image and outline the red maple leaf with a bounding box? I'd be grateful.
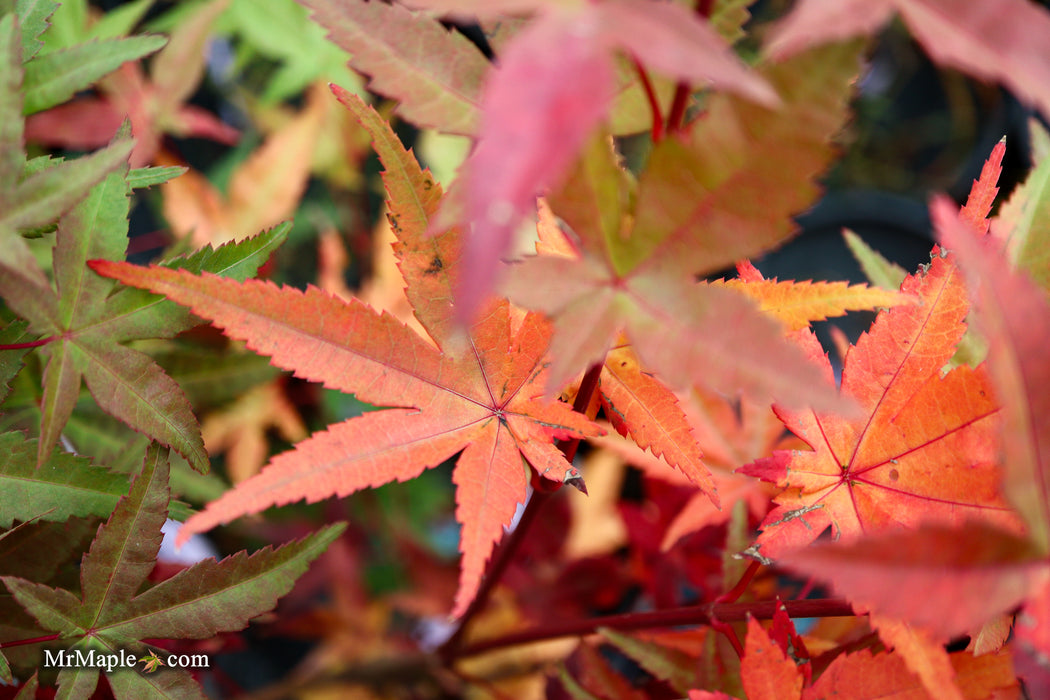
[92,91,601,617]
[767,0,1050,124]
[741,251,1020,558]
[448,0,777,318]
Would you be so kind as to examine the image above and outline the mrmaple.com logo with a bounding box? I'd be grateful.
[42,648,209,673]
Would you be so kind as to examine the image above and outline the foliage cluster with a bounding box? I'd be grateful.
[1,0,1049,698]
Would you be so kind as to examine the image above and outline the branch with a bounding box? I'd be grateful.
[451,598,856,660]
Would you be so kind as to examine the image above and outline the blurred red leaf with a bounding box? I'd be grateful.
[769,0,1050,123]
[455,0,775,319]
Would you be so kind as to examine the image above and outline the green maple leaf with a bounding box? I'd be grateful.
[1,445,343,699]
[0,8,287,471]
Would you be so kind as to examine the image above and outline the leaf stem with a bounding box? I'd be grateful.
[437,360,607,660]
[632,57,664,142]
[0,632,62,648]
[560,360,605,463]
[0,336,55,350]
[716,559,761,604]
[666,86,691,135]
[450,598,855,659]
[710,618,745,658]
[666,0,716,134]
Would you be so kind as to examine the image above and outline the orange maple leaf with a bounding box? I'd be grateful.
[741,252,1019,558]
[592,383,787,550]
[158,82,328,248]
[92,91,601,617]
[740,618,804,700]
[805,645,1016,700]
[707,260,911,332]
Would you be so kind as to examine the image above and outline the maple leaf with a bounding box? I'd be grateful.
[0,14,282,471]
[0,431,136,528]
[782,521,1048,640]
[740,252,1020,559]
[157,80,327,248]
[708,260,912,332]
[92,89,602,617]
[700,612,1017,700]
[0,140,289,469]
[16,8,167,118]
[767,0,1050,123]
[959,137,1006,236]
[0,321,32,403]
[805,646,1017,699]
[24,0,237,167]
[449,0,777,318]
[137,649,164,673]
[740,617,803,700]
[503,43,862,410]
[752,170,1050,691]
[299,0,490,136]
[1,445,343,699]
[599,342,714,497]
[844,228,910,292]
[939,194,1050,674]
[1,150,197,469]
[869,616,970,700]
[527,204,714,498]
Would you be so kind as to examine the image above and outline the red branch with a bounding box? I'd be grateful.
[451,598,856,659]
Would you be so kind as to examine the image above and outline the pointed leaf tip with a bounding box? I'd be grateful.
[960,138,1007,235]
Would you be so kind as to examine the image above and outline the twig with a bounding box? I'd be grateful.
[450,598,856,659]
